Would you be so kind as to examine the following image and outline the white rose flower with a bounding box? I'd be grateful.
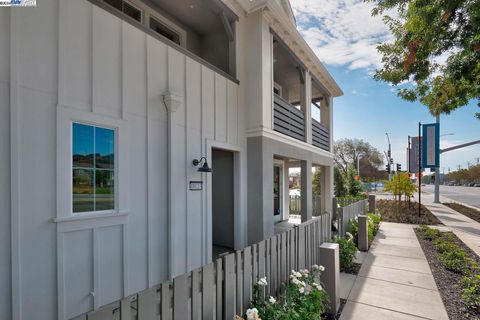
[269,296,276,304]
[257,277,267,287]
[319,265,325,272]
[246,308,260,320]
[312,264,319,270]
[299,287,305,294]
[345,232,353,240]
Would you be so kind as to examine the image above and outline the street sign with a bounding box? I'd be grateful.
[422,123,440,168]
[410,136,422,173]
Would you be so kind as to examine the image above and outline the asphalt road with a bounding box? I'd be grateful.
[422,184,480,209]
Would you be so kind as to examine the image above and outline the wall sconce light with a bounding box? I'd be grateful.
[193,157,212,173]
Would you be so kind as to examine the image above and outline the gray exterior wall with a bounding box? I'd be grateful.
[0,9,11,319]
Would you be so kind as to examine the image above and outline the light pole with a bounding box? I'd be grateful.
[434,116,440,203]
[385,133,392,180]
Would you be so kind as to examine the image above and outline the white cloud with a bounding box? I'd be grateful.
[290,0,393,71]
[351,90,358,94]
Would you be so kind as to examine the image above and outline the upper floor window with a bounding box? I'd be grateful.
[104,0,143,23]
[72,123,115,213]
[150,16,181,46]
[96,0,237,78]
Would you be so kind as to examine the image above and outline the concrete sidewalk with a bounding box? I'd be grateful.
[339,222,448,320]
[421,192,480,257]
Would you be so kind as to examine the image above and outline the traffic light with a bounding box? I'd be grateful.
[397,163,401,172]
[385,164,391,173]
[390,158,394,164]
[388,150,391,158]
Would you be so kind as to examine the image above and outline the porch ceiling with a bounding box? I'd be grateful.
[145,0,237,35]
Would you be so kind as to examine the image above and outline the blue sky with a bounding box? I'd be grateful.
[290,0,480,172]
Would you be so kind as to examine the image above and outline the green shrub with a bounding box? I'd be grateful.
[368,212,381,233]
[461,273,480,312]
[433,239,458,254]
[439,250,468,274]
[422,227,441,241]
[335,236,357,271]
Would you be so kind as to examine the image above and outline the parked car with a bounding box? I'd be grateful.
[474,183,480,187]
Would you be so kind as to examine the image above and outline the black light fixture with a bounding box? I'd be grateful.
[193,157,212,173]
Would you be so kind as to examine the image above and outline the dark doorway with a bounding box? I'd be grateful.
[212,149,235,258]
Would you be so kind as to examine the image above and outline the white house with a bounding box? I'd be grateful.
[0,0,342,318]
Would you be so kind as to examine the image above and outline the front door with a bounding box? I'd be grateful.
[273,161,284,222]
[212,149,235,253]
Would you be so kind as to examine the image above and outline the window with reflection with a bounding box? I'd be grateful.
[73,123,115,213]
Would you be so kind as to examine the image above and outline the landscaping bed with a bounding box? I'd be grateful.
[341,262,361,275]
[444,202,480,223]
[377,199,442,224]
[415,226,480,319]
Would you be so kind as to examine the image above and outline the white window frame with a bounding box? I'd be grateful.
[72,122,117,214]
[148,11,187,48]
[56,106,129,220]
[122,0,144,24]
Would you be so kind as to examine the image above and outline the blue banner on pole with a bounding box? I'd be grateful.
[422,123,440,168]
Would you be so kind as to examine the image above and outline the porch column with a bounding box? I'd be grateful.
[284,160,290,221]
[304,70,312,144]
[300,160,312,222]
[320,95,333,152]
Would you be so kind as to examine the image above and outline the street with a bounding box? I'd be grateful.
[422,184,480,209]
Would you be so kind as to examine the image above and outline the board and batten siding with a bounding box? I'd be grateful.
[0,8,12,320]
[1,0,244,319]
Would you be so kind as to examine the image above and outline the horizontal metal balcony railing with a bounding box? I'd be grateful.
[273,94,305,142]
[312,119,330,152]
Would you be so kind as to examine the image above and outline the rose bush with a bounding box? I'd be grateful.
[237,266,330,320]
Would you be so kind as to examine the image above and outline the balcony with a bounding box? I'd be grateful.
[273,93,305,142]
[312,119,330,151]
[272,35,331,153]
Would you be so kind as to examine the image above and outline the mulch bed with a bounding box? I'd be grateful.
[444,202,480,223]
[415,229,480,319]
[341,262,361,275]
[378,199,442,225]
[323,298,347,320]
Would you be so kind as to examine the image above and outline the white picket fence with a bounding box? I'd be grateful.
[84,213,331,320]
[337,199,368,237]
